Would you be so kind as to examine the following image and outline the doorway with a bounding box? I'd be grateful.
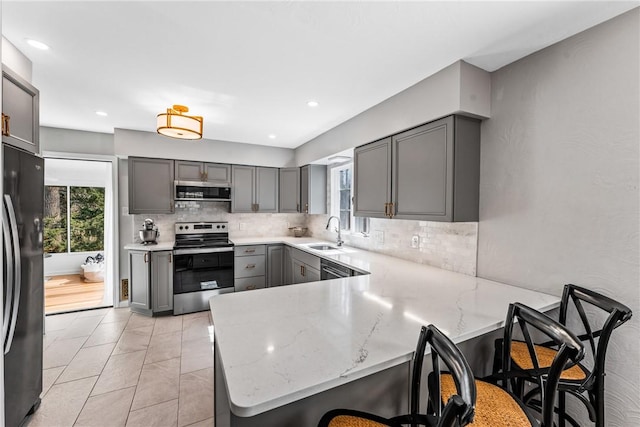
[43,158,116,314]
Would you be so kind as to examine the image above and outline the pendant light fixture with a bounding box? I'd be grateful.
[156,105,203,140]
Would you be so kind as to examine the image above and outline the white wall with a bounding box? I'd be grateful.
[294,60,490,165]
[478,9,639,426]
[1,36,32,82]
[114,128,296,167]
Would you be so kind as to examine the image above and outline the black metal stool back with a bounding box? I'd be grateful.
[502,303,585,427]
[556,284,633,426]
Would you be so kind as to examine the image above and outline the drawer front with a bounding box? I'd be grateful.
[235,276,266,292]
[234,255,266,278]
[235,245,266,256]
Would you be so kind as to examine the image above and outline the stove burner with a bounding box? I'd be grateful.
[173,221,234,250]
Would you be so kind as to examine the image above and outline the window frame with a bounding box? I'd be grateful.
[330,162,369,235]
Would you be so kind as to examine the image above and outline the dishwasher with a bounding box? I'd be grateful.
[320,259,362,280]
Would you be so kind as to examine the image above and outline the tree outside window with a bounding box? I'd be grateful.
[44,185,105,254]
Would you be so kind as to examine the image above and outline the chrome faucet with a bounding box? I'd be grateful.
[325,216,344,247]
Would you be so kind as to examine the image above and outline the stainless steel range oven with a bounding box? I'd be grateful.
[173,221,234,315]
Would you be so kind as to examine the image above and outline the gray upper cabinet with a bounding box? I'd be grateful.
[128,157,175,214]
[279,168,300,213]
[353,138,392,218]
[232,165,279,213]
[175,160,231,185]
[354,115,480,222]
[300,165,326,214]
[2,66,39,154]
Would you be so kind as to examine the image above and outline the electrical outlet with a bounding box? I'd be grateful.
[411,235,419,248]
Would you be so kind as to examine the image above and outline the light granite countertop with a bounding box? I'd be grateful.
[210,237,560,417]
[123,241,175,251]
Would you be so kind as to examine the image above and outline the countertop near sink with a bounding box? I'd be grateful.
[211,236,560,418]
[231,236,371,272]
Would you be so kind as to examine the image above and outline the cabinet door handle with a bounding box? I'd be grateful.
[1,113,10,137]
[305,203,309,214]
[247,285,256,290]
[169,253,172,263]
[256,203,259,212]
[204,171,208,181]
[245,264,255,269]
[244,249,255,254]
[144,253,148,263]
[296,203,300,212]
[389,202,394,219]
[384,203,389,217]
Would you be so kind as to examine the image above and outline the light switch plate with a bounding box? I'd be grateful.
[411,235,419,248]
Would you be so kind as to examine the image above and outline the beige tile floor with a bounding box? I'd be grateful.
[25,307,215,427]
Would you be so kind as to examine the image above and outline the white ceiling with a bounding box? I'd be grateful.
[2,1,637,149]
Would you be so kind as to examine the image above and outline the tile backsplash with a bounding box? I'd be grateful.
[133,202,306,242]
[133,203,478,276]
[306,215,478,276]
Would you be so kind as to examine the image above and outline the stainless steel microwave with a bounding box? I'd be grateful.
[175,181,232,201]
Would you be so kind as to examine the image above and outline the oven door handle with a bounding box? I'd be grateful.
[173,247,234,255]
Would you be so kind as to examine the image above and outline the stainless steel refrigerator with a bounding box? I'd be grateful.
[2,143,44,426]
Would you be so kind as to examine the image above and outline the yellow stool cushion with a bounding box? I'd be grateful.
[510,341,587,381]
[327,415,389,427]
[441,374,532,426]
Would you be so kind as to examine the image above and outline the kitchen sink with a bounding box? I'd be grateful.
[308,244,340,251]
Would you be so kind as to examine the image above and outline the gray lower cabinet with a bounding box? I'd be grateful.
[151,251,173,313]
[283,245,292,285]
[232,165,279,213]
[129,251,151,314]
[279,168,300,213]
[128,157,175,214]
[175,160,231,184]
[266,245,284,287]
[234,245,266,291]
[354,115,480,222]
[2,66,40,154]
[129,250,173,316]
[290,248,321,284]
[300,165,326,214]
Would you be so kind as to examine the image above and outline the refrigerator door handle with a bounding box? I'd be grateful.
[4,195,22,355]
[2,198,15,348]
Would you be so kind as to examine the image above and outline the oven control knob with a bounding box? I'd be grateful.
[217,225,221,229]
[179,226,183,230]
[185,226,189,230]
[221,225,225,229]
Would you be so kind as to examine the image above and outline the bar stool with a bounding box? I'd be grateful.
[439,302,585,427]
[318,324,476,427]
[493,284,632,427]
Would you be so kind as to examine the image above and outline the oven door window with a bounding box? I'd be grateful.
[174,251,234,293]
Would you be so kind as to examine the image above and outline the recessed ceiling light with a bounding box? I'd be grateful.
[95,111,108,117]
[307,100,319,107]
[26,39,50,50]
[268,134,276,139]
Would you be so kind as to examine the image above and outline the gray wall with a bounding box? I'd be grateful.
[294,60,490,165]
[114,128,296,167]
[478,9,639,426]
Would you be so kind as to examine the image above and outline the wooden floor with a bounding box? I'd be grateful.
[44,274,106,314]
